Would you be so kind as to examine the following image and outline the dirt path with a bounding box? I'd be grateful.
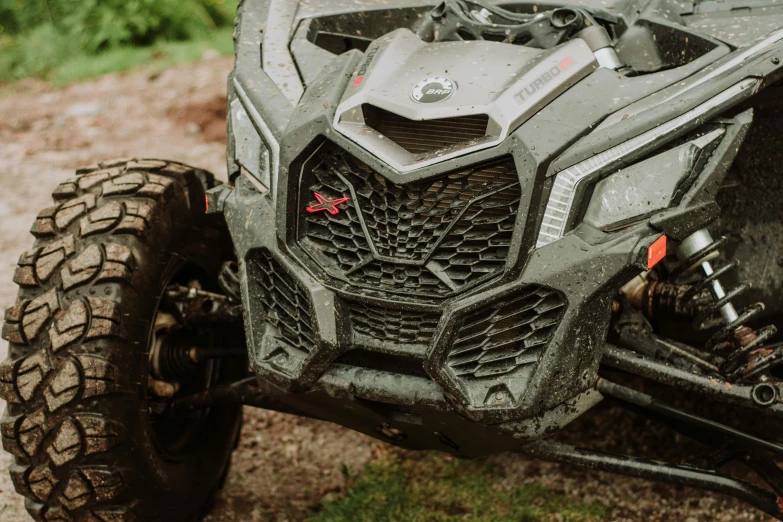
[0,59,774,522]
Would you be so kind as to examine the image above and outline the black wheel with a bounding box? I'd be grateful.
[0,159,245,521]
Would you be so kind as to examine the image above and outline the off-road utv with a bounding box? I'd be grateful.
[5,0,783,519]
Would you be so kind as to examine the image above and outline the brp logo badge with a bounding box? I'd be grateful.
[411,77,456,103]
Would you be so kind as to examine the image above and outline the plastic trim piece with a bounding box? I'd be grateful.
[597,28,783,130]
[332,30,597,173]
[262,0,304,105]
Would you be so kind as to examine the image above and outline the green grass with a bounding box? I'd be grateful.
[309,454,606,522]
[0,26,234,86]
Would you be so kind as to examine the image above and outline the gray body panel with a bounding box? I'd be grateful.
[333,30,596,172]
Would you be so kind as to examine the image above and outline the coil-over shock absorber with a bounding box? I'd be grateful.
[673,229,778,381]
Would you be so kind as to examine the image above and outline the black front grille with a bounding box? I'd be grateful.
[348,301,441,344]
[347,259,452,296]
[250,251,316,353]
[448,286,566,379]
[362,105,489,155]
[301,145,521,298]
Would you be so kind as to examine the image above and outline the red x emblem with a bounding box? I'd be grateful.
[306,192,350,215]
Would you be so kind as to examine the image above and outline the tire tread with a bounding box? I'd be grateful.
[0,158,209,520]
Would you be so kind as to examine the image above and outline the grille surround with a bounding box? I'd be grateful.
[299,144,521,298]
[362,105,490,155]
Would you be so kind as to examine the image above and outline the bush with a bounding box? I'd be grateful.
[0,0,236,50]
[0,0,237,82]
[0,25,82,81]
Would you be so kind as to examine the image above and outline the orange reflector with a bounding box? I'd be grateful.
[647,235,667,269]
[204,194,210,212]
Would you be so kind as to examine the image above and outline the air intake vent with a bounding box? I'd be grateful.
[362,105,489,155]
[249,251,316,354]
[348,301,441,344]
[448,286,566,379]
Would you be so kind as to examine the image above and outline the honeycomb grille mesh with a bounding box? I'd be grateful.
[348,301,441,344]
[301,145,520,297]
[348,259,452,296]
[448,287,566,379]
[251,251,316,353]
[363,105,489,155]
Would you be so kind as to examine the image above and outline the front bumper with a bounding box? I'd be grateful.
[222,166,647,429]
[222,47,681,437]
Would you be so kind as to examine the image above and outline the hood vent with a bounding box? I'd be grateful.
[362,105,489,155]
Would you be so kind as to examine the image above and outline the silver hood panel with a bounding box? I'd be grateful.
[333,29,597,173]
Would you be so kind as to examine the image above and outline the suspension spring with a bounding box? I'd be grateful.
[672,230,778,382]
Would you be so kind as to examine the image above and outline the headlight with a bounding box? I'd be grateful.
[230,98,271,190]
[535,78,759,248]
[230,78,282,195]
[582,127,724,231]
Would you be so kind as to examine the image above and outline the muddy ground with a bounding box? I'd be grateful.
[0,57,775,521]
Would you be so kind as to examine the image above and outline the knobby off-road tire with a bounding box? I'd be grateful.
[0,159,243,521]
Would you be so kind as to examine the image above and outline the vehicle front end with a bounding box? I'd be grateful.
[213,0,783,516]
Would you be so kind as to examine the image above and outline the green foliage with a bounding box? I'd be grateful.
[0,0,236,49]
[54,28,235,85]
[0,0,236,82]
[0,25,80,81]
[309,455,606,522]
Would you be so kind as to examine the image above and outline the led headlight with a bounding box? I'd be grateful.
[230,78,282,195]
[231,99,271,190]
[582,128,724,231]
[536,78,759,248]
